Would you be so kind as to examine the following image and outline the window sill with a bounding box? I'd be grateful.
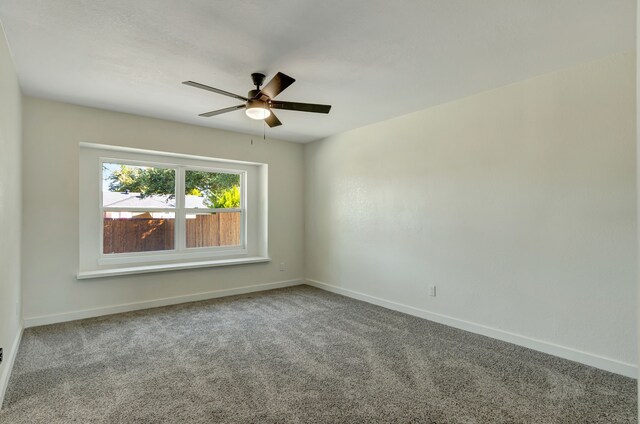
[77,256,271,280]
[97,247,248,266]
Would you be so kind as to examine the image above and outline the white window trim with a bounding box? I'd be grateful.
[78,143,269,279]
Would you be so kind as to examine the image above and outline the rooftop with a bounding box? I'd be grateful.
[102,191,207,209]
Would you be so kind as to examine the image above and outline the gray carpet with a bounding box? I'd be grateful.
[0,285,636,423]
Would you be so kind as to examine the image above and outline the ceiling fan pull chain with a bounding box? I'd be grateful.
[263,120,266,140]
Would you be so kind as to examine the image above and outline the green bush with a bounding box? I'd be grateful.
[206,185,240,209]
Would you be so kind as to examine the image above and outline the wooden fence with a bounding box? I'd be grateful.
[186,212,241,248]
[103,212,241,254]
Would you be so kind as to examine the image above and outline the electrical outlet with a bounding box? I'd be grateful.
[279,262,286,272]
[429,285,437,297]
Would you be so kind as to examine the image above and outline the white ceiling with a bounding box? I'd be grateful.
[0,1,635,143]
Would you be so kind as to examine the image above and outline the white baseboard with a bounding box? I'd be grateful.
[0,325,23,410]
[305,279,637,379]
[24,279,304,328]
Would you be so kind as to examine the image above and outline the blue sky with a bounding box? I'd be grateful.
[102,163,119,191]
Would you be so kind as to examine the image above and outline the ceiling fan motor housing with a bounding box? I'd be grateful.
[251,72,266,88]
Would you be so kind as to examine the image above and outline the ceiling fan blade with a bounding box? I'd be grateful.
[199,104,246,117]
[258,72,296,99]
[270,101,331,114]
[265,111,282,128]
[183,81,248,101]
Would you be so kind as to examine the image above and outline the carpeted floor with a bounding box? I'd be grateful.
[0,286,636,423]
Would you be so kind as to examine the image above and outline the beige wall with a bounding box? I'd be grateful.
[21,97,304,320]
[0,23,22,402]
[305,52,637,375]
[636,0,639,412]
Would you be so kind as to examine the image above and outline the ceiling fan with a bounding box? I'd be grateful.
[183,72,331,128]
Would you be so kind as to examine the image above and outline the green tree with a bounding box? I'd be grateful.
[107,166,240,208]
[108,166,175,196]
[107,165,240,197]
[184,170,239,197]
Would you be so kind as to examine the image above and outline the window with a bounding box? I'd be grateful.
[101,163,244,256]
[79,144,268,278]
[102,162,178,254]
[183,170,242,249]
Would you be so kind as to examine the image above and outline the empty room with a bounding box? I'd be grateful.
[0,1,638,423]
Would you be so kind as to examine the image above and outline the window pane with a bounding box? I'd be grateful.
[102,163,175,208]
[186,212,241,248]
[103,211,175,254]
[184,170,241,209]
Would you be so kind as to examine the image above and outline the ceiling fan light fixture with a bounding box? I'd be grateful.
[245,99,271,120]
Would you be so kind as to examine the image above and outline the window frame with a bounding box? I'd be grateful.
[78,143,269,278]
[98,158,248,265]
